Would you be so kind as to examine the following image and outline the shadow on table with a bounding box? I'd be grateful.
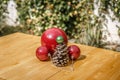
[77,55,86,60]
[70,55,86,65]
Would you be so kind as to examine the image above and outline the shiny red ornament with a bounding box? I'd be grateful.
[36,46,49,61]
[41,28,68,53]
[68,45,81,60]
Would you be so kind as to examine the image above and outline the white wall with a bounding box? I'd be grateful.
[94,0,120,51]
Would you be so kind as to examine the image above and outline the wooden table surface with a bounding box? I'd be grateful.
[0,32,120,80]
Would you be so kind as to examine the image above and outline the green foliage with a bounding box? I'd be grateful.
[0,0,7,31]
[16,0,81,36]
[0,0,120,48]
[99,0,120,20]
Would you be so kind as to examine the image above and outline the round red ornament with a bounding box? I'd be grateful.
[41,28,68,53]
[68,45,81,60]
[36,46,49,61]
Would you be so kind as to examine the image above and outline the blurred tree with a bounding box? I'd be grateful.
[0,0,120,50]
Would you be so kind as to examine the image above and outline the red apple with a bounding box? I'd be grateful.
[36,46,49,61]
[68,45,81,60]
[41,28,68,53]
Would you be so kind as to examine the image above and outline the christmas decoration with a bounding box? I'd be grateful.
[41,28,68,53]
[68,45,80,60]
[36,28,81,68]
[52,36,70,67]
[56,36,64,44]
[36,46,49,61]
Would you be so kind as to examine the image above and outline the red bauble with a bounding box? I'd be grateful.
[36,46,49,61]
[68,45,81,60]
[41,28,68,53]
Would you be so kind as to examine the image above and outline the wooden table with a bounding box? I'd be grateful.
[0,33,120,80]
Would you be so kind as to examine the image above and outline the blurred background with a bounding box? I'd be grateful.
[0,0,120,51]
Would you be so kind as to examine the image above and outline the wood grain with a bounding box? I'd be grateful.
[0,33,120,80]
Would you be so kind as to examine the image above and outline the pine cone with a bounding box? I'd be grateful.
[52,43,70,67]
